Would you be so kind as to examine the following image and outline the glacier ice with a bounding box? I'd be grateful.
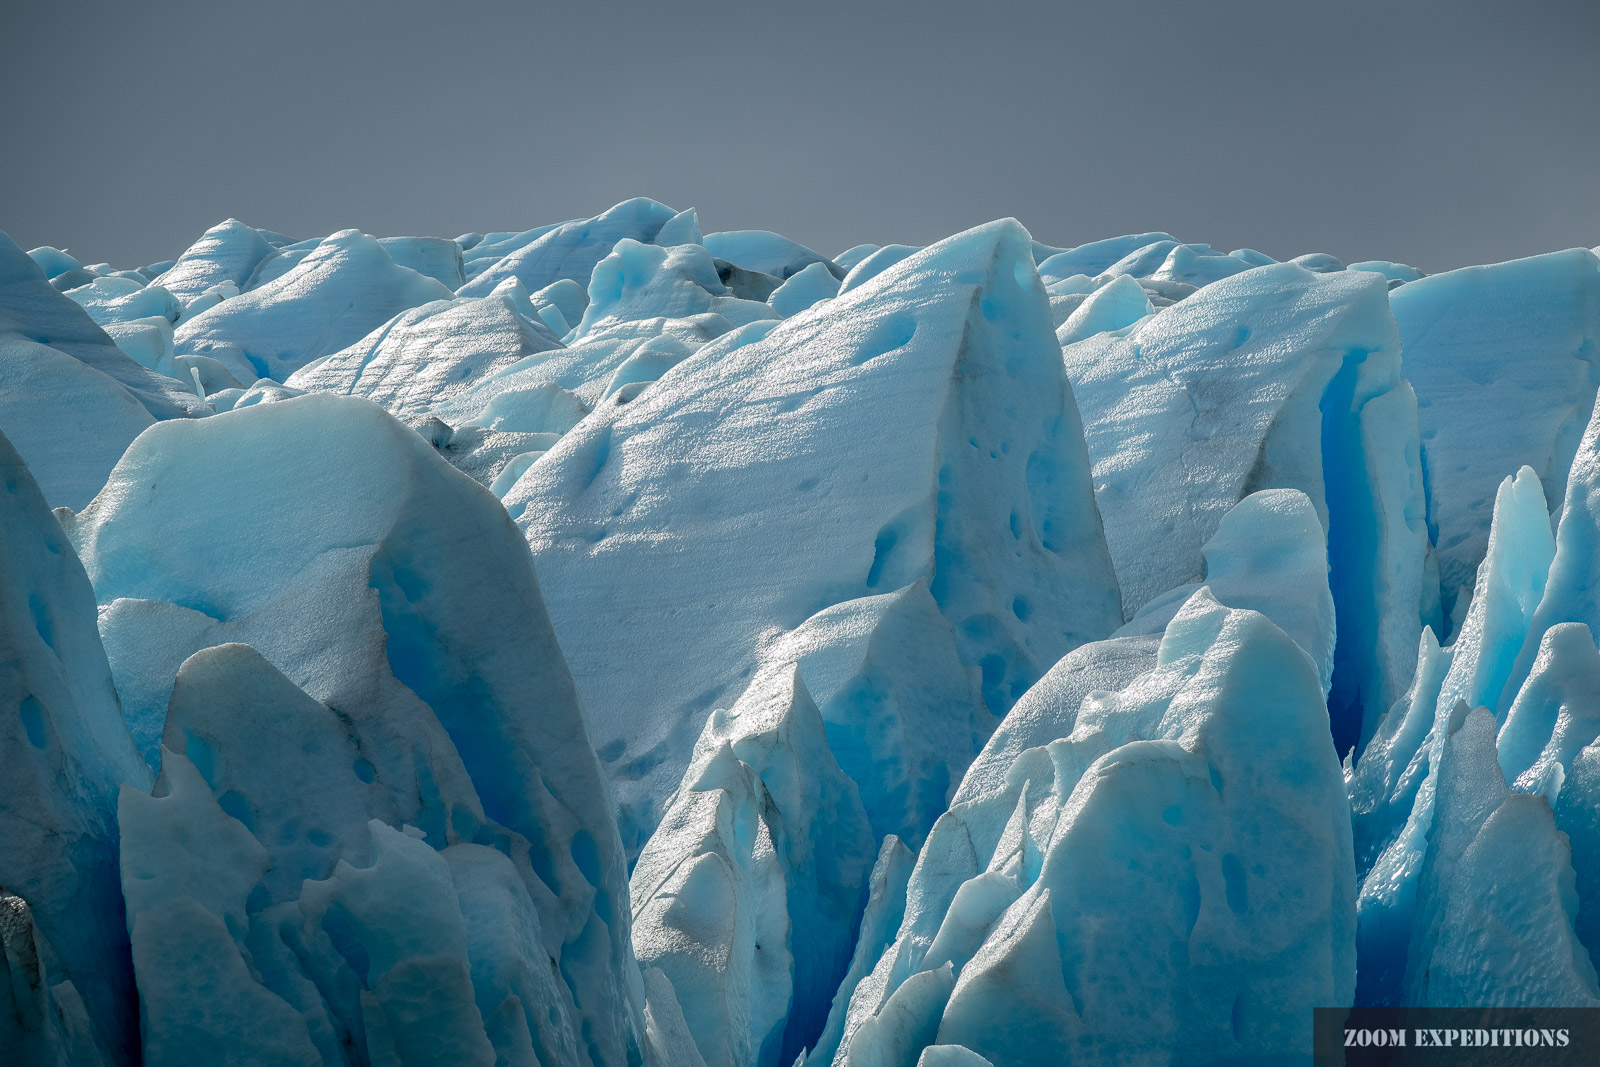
[150,219,279,307]
[767,261,842,318]
[0,428,148,1066]
[1399,705,1599,1007]
[1036,232,1178,280]
[0,230,203,510]
[1506,383,1600,705]
[700,231,842,282]
[284,280,564,418]
[376,235,466,290]
[174,229,454,381]
[55,393,646,1064]
[807,836,916,1067]
[458,198,682,298]
[1062,261,1432,753]
[26,245,84,280]
[64,276,181,330]
[1053,273,1152,346]
[508,218,1120,856]
[568,239,777,343]
[811,488,1345,1066]
[830,589,1355,1066]
[1351,454,1600,1009]
[1391,248,1600,627]
[758,581,992,849]
[961,487,1337,809]
[4,202,1600,1066]
[837,244,920,294]
[630,665,875,1067]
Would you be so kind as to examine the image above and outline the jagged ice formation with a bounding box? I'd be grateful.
[1,204,1598,1066]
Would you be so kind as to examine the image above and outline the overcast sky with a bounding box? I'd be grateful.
[3,0,1596,274]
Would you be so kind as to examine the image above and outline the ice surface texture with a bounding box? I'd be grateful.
[510,219,1120,858]
[0,428,149,1065]
[2,207,1598,1067]
[61,395,645,1065]
[0,232,203,510]
[1062,261,1432,756]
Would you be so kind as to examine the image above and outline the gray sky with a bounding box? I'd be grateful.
[3,0,1596,274]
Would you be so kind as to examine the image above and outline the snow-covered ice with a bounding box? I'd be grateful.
[508,218,1120,856]
[2,203,1598,1066]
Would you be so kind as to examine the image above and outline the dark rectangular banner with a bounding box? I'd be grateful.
[1315,1009,1600,1066]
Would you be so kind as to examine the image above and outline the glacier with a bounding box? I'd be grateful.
[2,203,1599,1066]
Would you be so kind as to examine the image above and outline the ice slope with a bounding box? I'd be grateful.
[0,430,150,1067]
[60,394,644,1064]
[631,667,876,1067]
[960,488,1338,808]
[769,262,841,318]
[829,590,1354,1066]
[1557,744,1600,970]
[814,487,1339,1036]
[279,309,579,491]
[1349,260,1425,286]
[26,246,83,280]
[568,239,777,343]
[1350,471,1553,1001]
[150,219,279,306]
[700,230,842,281]
[173,229,454,381]
[284,279,564,417]
[240,237,320,292]
[530,277,591,334]
[459,197,682,298]
[0,231,204,510]
[460,224,563,280]
[812,489,1336,1065]
[459,205,699,292]
[509,219,1121,856]
[377,235,465,289]
[1391,249,1600,626]
[807,837,916,1066]
[436,238,773,423]
[1063,261,1432,753]
[833,245,879,270]
[1053,273,1152,346]
[1146,242,1253,287]
[1035,233,1178,280]
[1498,623,1600,795]
[1040,234,1372,340]
[631,579,988,1062]
[63,276,181,330]
[838,245,920,293]
[0,235,203,424]
[760,581,992,849]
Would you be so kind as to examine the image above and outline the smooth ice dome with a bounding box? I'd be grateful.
[3,201,1599,1067]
